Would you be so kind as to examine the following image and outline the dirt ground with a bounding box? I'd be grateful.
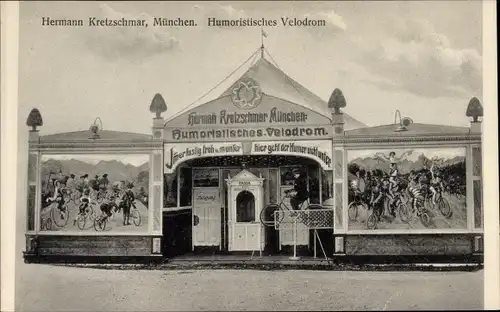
[15,262,483,311]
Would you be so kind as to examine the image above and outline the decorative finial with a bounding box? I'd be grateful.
[328,88,346,114]
[466,97,483,122]
[150,93,167,118]
[26,108,43,131]
[261,28,267,59]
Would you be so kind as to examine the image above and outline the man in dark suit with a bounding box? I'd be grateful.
[120,183,136,226]
[287,168,309,211]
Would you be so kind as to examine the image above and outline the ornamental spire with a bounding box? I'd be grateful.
[260,28,268,59]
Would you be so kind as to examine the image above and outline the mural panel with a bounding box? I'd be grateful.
[39,154,149,233]
[347,148,467,230]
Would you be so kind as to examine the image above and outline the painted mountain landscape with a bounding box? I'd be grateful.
[40,155,149,194]
[346,148,467,231]
[41,158,148,183]
[39,154,150,233]
[348,152,465,177]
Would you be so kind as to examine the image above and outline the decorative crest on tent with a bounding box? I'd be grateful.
[230,78,263,110]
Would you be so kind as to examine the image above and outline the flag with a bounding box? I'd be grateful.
[261,29,268,38]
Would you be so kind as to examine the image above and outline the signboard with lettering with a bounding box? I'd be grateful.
[164,142,243,174]
[193,189,219,205]
[251,140,333,170]
[165,125,330,142]
[164,95,332,142]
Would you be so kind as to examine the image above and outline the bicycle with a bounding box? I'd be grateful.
[366,198,384,230]
[130,201,141,226]
[93,210,111,231]
[384,192,412,223]
[401,187,432,227]
[259,191,321,227]
[61,187,72,204]
[40,215,53,231]
[46,198,69,228]
[348,192,369,222]
[75,201,96,230]
[70,189,81,206]
[433,190,452,218]
[91,188,107,204]
[423,186,452,219]
[97,189,108,203]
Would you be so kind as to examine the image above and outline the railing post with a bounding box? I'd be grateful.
[289,215,300,261]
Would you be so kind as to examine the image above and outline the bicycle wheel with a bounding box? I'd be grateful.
[41,218,50,231]
[366,213,378,229]
[259,204,282,227]
[72,191,80,205]
[109,209,116,221]
[93,216,106,231]
[97,192,105,204]
[87,206,96,221]
[45,218,53,231]
[438,197,452,219]
[419,211,432,228]
[51,204,69,228]
[76,214,86,230]
[132,209,141,226]
[348,202,360,221]
[423,196,433,211]
[398,201,411,223]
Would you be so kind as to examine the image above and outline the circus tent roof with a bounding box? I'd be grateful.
[165,48,366,130]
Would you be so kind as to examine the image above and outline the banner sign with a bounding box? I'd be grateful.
[165,125,330,142]
[251,140,333,170]
[186,107,309,126]
[164,142,243,173]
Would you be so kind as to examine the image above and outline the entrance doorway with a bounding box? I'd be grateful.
[192,187,221,248]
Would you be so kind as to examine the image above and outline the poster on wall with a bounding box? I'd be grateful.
[164,142,243,174]
[39,154,150,233]
[346,148,467,231]
[193,168,219,187]
[251,140,332,170]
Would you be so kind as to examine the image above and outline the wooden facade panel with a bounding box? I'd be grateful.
[125,248,153,256]
[35,236,152,256]
[345,235,474,256]
[38,236,148,246]
[85,248,127,256]
[38,247,91,256]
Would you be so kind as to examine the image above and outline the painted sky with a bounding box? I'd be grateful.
[18,1,482,139]
[42,154,149,166]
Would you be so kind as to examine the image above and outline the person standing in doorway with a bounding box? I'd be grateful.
[287,168,309,211]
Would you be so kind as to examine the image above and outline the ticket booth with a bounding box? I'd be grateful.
[225,170,265,252]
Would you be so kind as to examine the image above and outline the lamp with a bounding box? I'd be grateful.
[393,110,412,132]
[89,117,103,139]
